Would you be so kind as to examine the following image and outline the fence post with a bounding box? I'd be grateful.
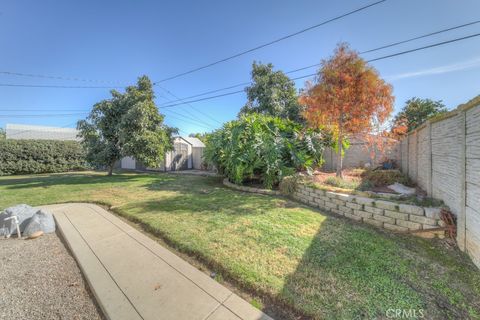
[426,121,433,196]
[458,110,467,251]
[415,130,419,182]
[406,134,410,177]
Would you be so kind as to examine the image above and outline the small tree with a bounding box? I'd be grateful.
[300,43,394,178]
[0,128,5,140]
[239,62,305,123]
[392,97,447,133]
[77,76,176,175]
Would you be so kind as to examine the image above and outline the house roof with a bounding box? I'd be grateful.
[181,136,205,148]
[5,123,80,141]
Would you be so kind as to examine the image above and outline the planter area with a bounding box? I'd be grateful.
[293,184,446,237]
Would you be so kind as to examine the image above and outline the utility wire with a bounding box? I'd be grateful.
[153,0,387,83]
[0,112,88,118]
[0,1,386,88]
[0,71,127,85]
[162,111,214,130]
[160,20,480,105]
[162,108,216,129]
[159,32,480,108]
[0,83,122,89]
[6,121,79,138]
[157,85,223,125]
[0,16,475,92]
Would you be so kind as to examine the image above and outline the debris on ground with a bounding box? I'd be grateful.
[387,182,416,195]
[0,204,55,238]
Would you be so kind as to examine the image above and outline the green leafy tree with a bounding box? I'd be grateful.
[204,114,332,189]
[77,76,177,175]
[188,132,209,142]
[239,62,304,123]
[0,128,5,140]
[393,97,447,132]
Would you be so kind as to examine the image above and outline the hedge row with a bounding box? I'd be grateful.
[0,139,89,175]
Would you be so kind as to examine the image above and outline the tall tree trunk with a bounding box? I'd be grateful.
[336,133,343,178]
[336,116,344,178]
[107,162,114,176]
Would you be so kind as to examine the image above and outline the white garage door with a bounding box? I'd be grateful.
[121,156,136,169]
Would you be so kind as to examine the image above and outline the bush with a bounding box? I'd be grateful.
[204,114,333,189]
[324,176,360,189]
[0,139,88,175]
[361,169,412,187]
[279,175,300,195]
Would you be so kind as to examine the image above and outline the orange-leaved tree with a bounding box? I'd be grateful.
[299,43,394,178]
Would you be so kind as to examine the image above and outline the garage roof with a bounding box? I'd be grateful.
[181,137,205,147]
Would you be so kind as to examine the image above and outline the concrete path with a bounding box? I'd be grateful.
[41,203,272,320]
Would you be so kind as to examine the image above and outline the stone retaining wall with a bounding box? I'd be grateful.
[293,184,444,235]
[223,178,281,196]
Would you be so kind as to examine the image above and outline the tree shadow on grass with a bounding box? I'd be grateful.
[0,171,177,190]
[280,215,480,319]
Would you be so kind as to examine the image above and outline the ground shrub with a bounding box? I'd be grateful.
[361,169,412,187]
[204,114,333,188]
[324,176,360,189]
[279,174,300,195]
[0,139,88,175]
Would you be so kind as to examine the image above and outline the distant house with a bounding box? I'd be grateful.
[119,136,206,171]
[5,123,79,141]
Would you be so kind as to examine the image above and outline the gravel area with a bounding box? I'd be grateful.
[0,233,104,320]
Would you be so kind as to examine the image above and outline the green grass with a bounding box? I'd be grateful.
[1,171,479,319]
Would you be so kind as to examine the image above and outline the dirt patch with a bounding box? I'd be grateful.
[0,233,104,320]
[313,169,363,185]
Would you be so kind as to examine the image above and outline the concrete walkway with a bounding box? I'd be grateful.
[41,203,272,320]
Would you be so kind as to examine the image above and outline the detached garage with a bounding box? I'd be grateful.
[119,136,206,171]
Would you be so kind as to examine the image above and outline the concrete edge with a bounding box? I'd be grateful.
[53,212,142,320]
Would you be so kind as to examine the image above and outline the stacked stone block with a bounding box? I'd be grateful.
[293,185,444,236]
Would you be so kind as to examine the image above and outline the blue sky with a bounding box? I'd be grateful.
[1,0,479,135]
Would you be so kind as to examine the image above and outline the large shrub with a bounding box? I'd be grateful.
[0,139,88,175]
[204,114,332,188]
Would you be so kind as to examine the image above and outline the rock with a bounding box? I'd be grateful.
[34,210,55,234]
[0,204,37,236]
[0,205,55,237]
[27,230,44,240]
[388,183,416,196]
[23,214,42,237]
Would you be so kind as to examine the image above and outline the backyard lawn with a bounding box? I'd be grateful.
[1,171,479,319]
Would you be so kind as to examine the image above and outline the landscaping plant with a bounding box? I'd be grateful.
[204,114,332,188]
[0,139,87,175]
[300,43,394,178]
[239,62,305,123]
[77,76,177,175]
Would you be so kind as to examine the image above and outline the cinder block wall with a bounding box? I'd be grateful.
[323,136,400,171]
[399,96,480,268]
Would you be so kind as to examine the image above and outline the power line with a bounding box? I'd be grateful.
[153,0,387,84]
[162,108,216,130]
[6,121,79,138]
[0,70,127,85]
[160,20,480,105]
[157,85,223,125]
[0,112,88,118]
[0,83,122,89]
[159,32,480,108]
[162,111,214,130]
